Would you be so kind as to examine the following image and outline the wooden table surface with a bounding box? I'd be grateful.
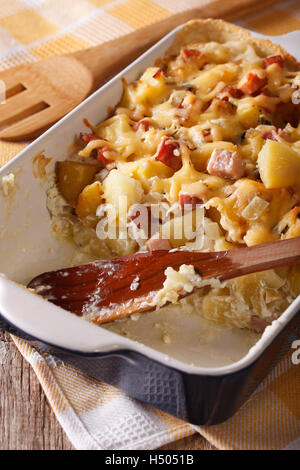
[0,329,216,450]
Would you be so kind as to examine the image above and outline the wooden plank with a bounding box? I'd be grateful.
[0,330,73,450]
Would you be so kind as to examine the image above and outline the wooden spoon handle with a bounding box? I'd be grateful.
[197,236,300,281]
[71,0,278,89]
[28,237,300,324]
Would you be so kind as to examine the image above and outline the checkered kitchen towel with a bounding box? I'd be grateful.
[0,0,299,450]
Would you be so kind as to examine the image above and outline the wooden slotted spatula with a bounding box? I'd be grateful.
[28,237,300,325]
[0,0,280,141]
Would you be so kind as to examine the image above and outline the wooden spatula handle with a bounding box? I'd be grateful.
[203,236,300,281]
[71,0,279,90]
[28,237,300,324]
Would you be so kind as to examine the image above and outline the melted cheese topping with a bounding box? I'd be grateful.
[55,36,300,330]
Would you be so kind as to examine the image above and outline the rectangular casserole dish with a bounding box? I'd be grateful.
[0,22,299,425]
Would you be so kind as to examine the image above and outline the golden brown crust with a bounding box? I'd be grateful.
[167,19,299,70]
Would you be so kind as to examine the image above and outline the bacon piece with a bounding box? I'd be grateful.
[239,73,268,95]
[133,119,150,131]
[128,203,152,235]
[181,49,201,62]
[97,147,112,167]
[263,128,290,142]
[251,315,275,333]
[79,132,100,143]
[156,137,182,171]
[146,235,171,251]
[262,130,278,141]
[177,98,184,109]
[263,55,284,69]
[179,194,203,210]
[227,86,243,99]
[80,132,109,163]
[277,128,291,141]
[202,129,211,138]
[218,85,243,99]
[201,128,213,142]
[207,149,246,180]
[153,68,166,79]
[261,88,278,97]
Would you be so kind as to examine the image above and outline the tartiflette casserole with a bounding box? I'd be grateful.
[49,20,300,333]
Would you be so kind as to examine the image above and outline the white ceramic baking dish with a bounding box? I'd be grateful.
[0,23,299,424]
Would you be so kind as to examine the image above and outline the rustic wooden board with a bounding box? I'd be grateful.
[0,330,73,450]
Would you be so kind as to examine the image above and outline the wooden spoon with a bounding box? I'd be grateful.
[27,237,300,325]
[0,0,278,141]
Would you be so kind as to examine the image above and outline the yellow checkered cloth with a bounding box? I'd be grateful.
[0,0,299,450]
